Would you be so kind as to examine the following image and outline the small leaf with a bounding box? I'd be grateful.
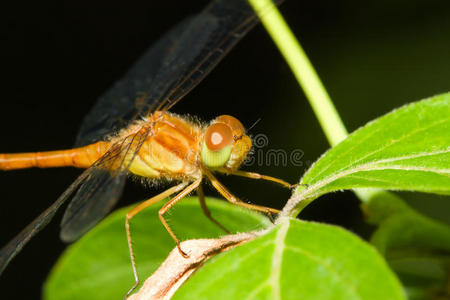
[43,197,270,300]
[284,93,450,215]
[173,218,406,300]
[363,192,450,256]
[362,192,450,296]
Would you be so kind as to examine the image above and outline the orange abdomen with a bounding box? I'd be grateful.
[0,142,109,171]
[0,112,203,180]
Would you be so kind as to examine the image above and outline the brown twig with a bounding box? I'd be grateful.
[128,231,266,300]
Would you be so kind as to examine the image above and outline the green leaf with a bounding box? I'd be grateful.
[284,93,450,215]
[363,192,450,256]
[43,197,270,300]
[174,218,405,300]
[362,192,450,297]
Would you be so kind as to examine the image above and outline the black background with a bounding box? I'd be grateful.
[1,0,449,298]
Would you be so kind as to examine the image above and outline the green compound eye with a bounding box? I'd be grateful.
[201,141,232,168]
[201,122,233,168]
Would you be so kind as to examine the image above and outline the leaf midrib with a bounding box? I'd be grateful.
[290,148,450,207]
[307,114,449,183]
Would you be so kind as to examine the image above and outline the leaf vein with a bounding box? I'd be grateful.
[285,246,361,299]
[269,220,289,300]
[191,240,274,295]
[246,282,270,300]
[369,148,450,164]
[334,117,450,175]
[308,116,449,183]
[307,117,388,182]
[285,154,450,214]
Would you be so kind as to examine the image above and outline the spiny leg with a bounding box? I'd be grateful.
[197,183,231,234]
[159,178,202,258]
[223,169,300,189]
[124,182,187,299]
[202,168,279,219]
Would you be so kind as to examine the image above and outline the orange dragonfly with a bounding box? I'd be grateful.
[0,0,288,294]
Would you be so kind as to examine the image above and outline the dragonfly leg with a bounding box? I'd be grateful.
[197,184,231,234]
[202,168,280,219]
[223,169,301,189]
[124,182,188,299]
[159,178,202,258]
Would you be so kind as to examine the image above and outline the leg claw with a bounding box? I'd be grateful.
[177,243,189,258]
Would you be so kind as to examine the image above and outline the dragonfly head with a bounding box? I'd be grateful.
[201,115,251,170]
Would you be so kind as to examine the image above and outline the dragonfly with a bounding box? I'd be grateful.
[0,0,289,296]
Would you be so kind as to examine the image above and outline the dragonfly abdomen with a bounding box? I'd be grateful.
[0,142,109,170]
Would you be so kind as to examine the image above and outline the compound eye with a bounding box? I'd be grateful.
[205,123,233,151]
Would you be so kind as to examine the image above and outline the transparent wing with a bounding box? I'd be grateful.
[75,0,282,146]
[0,128,149,274]
[1,0,283,275]
[0,171,89,275]
[60,128,149,242]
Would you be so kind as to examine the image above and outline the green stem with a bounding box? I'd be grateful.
[248,0,379,212]
[248,0,347,146]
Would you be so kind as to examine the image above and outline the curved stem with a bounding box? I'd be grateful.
[248,0,380,214]
[248,0,348,146]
